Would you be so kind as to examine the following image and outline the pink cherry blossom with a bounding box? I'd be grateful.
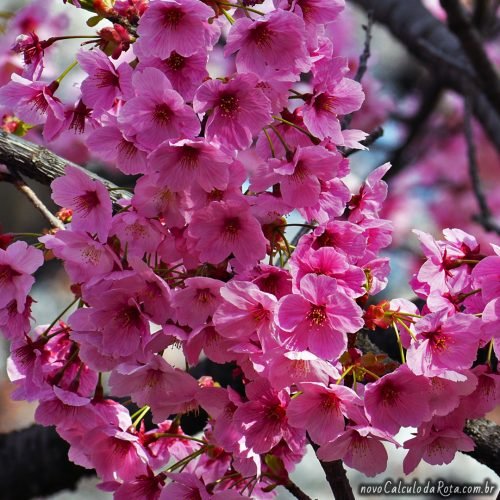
[0,241,43,313]
[135,0,218,58]
[193,73,272,150]
[51,166,112,242]
[276,274,364,360]
[287,382,363,444]
[188,199,267,268]
[119,67,200,151]
[225,10,310,79]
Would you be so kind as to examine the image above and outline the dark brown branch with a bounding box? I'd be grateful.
[0,424,94,500]
[0,169,64,230]
[283,480,313,500]
[341,12,374,129]
[464,418,500,476]
[309,438,355,500]
[0,131,127,208]
[463,96,500,234]
[441,0,500,114]
[348,0,500,153]
[386,81,442,179]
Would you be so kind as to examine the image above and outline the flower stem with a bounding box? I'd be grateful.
[56,60,78,84]
[217,2,265,14]
[392,321,406,363]
[41,297,79,337]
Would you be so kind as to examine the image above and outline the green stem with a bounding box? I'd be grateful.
[217,2,265,14]
[41,297,79,337]
[272,115,316,140]
[268,124,291,153]
[154,433,206,444]
[396,317,417,341]
[221,9,235,24]
[486,339,494,367]
[336,365,354,384]
[263,128,276,158]
[56,60,78,83]
[392,321,406,363]
[131,405,150,427]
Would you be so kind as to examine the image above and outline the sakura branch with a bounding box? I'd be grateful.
[463,96,500,235]
[440,0,500,115]
[350,0,500,153]
[0,168,64,230]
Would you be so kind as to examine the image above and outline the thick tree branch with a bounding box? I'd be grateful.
[440,0,500,114]
[0,131,126,206]
[0,424,94,500]
[464,418,500,476]
[348,0,500,153]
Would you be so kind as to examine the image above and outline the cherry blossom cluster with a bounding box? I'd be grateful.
[0,0,498,498]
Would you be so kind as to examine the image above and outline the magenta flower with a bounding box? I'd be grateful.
[267,350,339,390]
[303,58,364,141]
[472,254,500,303]
[188,199,267,268]
[193,73,272,150]
[0,241,43,313]
[276,0,345,27]
[0,74,64,126]
[138,51,208,101]
[148,139,232,192]
[233,379,300,454]
[212,280,277,341]
[87,122,148,175]
[287,382,363,444]
[403,420,474,474]
[225,10,310,79]
[364,365,432,434]
[40,230,118,284]
[135,0,218,59]
[406,312,482,380]
[51,166,112,242]
[77,48,133,114]
[252,145,341,208]
[119,67,200,151]
[131,173,187,227]
[317,426,398,477]
[276,274,364,360]
[172,277,223,328]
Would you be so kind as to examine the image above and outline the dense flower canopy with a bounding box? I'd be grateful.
[0,0,499,498]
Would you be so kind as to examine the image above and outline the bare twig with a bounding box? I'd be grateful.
[341,11,374,129]
[283,480,313,500]
[463,96,500,235]
[0,170,64,229]
[348,0,500,153]
[386,81,442,179]
[441,0,500,114]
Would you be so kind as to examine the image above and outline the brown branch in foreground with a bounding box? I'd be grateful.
[0,131,126,209]
[440,0,500,114]
[463,96,500,235]
[309,437,356,500]
[283,480,313,500]
[348,0,500,153]
[464,418,500,476]
[0,169,64,230]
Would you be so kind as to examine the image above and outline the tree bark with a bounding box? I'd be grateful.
[348,0,500,153]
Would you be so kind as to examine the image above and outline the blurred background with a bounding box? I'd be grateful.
[0,0,499,498]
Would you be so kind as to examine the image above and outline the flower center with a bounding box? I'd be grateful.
[153,103,173,125]
[95,68,120,89]
[0,264,19,284]
[162,7,184,28]
[251,22,272,47]
[196,288,214,304]
[166,51,186,71]
[422,329,449,352]
[80,245,102,266]
[320,392,340,411]
[314,93,336,113]
[223,217,241,236]
[266,403,286,422]
[380,382,399,405]
[252,303,269,322]
[218,93,240,118]
[74,190,100,215]
[307,304,327,326]
[180,145,200,169]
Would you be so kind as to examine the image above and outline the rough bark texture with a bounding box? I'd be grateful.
[0,131,126,206]
[464,418,500,476]
[0,424,94,500]
[349,0,500,152]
